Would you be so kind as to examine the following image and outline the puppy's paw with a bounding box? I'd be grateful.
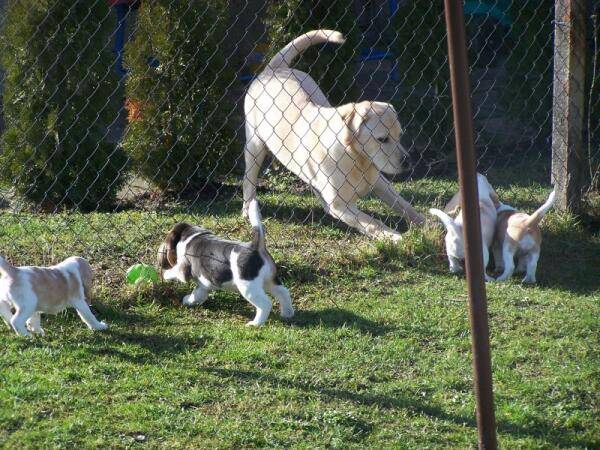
[241,203,250,219]
[280,307,295,319]
[245,320,264,327]
[94,321,109,331]
[521,276,536,284]
[390,234,403,243]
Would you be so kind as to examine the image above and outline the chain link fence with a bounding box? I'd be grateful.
[0,0,597,278]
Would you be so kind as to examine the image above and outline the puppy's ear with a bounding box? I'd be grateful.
[157,243,171,272]
[444,191,462,215]
[160,223,190,270]
[338,101,369,144]
[489,190,500,209]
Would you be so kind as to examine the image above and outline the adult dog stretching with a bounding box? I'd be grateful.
[242,30,424,241]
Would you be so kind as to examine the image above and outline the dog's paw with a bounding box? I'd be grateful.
[280,308,295,319]
[521,276,536,284]
[245,320,264,327]
[32,327,46,336]
[182,295,194,306]
[241,203,250,219]
[94,321,109,331]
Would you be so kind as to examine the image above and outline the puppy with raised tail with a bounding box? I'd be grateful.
[158,200,294,326]
[0,256,107,336]
[429,173,499,281]
[492,190,555,283]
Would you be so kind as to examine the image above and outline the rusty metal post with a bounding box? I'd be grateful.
[551,0,587,212]
[443,1,497,449]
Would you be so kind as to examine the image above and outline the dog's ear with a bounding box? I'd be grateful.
[338,102,369,144]
[489,190,500,209]
[444,191,462,214]
[160,223,191,270]
[157,243,171,272]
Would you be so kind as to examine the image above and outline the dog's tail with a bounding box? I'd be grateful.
[0,255,16,279]
[248,199,266,252]
[266,29,345,70]
[525,190,556,228]
[429,208,461,235]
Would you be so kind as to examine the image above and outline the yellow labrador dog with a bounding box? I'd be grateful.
[242,30,424,241]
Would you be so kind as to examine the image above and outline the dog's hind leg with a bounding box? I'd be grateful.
[243,131,268,217]
[372,175,425,225]
[492,243,504,274]
[494,243,516,282]
[482,246,493,282]
[72,298,108,331]
[521,251,539,284]
[0,300,13,328]
[238,283,273,326]
[266,283,294,319]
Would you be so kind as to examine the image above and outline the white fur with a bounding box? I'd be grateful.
[429,173,498,281]
[493,190,555,283]
[0,256,107,337]
[162,209,294,326]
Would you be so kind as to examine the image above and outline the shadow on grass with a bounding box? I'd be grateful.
[291,308,395,336]
[87,328,210,364]
[533,229,600,295]
[199,367,594,448]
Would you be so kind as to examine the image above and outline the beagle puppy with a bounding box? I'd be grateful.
[492,190,555,283]
[429,173,500,281]
[158,200,294,326]
[0,256,107,336]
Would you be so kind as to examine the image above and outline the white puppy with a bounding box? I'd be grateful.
[158,200,294,326]
[242,29,424,241]
[492,190,555,283]
[0,256,107,336]
[429,173,499,281]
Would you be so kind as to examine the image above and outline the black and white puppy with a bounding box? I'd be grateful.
[158,200,294,326]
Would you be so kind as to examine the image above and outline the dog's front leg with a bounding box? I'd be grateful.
[183,286,209,306]
[26,313,45,335]
[326,201,403,241]
[372,175,425,225]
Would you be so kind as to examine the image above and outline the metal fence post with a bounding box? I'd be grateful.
[551,0,588,212]
[443,1,497,449]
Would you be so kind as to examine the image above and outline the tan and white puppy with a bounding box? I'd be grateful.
[429,173,499,281]
[0,256,107,336]
[242,29,424,241]
[492,190,555,283]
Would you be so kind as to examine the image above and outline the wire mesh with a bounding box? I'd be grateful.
[0,0,597,282]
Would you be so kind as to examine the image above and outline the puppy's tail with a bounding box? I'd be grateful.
[525,190,556,228]
[248,199,266,252]
[429,208,461,235]
[266,29,345,70]
[0,255,16,279]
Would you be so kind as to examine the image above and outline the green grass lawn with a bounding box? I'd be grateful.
[0,178,598,449]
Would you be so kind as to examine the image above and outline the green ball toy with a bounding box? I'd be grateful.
[126,263,159,285]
